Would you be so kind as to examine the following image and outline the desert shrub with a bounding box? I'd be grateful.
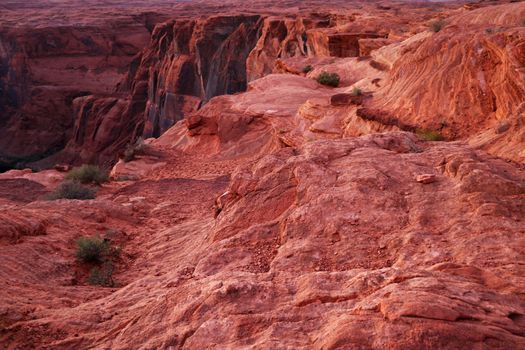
[429,19,446,33]
[316,72,340,87]
[76,236,110,263]
[351,87,363,96]
[522,18,525,26]
[47,181,97,200]
[76,232,121,287]
[66,165,108,185]
[417,129,444,141]
[302,65,313,73]
[122,137,146,163]
[88,262,115,287]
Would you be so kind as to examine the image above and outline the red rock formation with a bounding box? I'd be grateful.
[0,0,463,169]
[0,15,163,170]
[369,2,525,162]
[1,1,525,348]
[246,16,331,81]
[2,128,524,348]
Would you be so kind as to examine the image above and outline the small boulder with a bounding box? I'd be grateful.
[416,174,437,184]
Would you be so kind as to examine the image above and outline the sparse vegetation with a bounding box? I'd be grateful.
[76,236,111,263]
[316,71,340,87]
[351,87,363,96]
[302,65,313,74]
[429,19,446,33]
[47,180,97,200]
[123,137,146,162]
[416,129,444,141]
[76,233,121,287]
[522,18,525,26]
[65,164,108,185]
[88,262,115,287]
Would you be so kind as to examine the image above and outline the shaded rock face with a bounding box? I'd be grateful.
[0,21,153,170]
[52,15,266,167]
[141,15,264,138]
[327,33,384,57]
[59,14,346,167]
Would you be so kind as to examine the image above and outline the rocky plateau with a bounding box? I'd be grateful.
[0,0,524,349]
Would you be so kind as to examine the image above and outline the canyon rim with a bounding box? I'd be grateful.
[0,0,524,349]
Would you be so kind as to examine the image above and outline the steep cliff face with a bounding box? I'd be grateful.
[59,14,346,166]
[246,14,387,82]
[52,15,266,167]
[0,20,154,170]
[140,15,264,138]
[246,17,311,82]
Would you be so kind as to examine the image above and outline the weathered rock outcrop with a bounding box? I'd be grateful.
[52,15,267,167]
[2,128,524,348]
[1,2,525,348]
[246,16,331,81]
[369,2,525,162]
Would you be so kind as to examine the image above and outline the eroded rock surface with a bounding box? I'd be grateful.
[1,1,524,349]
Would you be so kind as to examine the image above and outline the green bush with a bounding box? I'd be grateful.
[76,232,121,287]
[429,19,446,33]
[88,262,115,287]
[351,87,363,96]
[66,165,108,185]
[417,129,444,141]
[316,72,340,87]
[76,236,110,263]
[47,181,97,200]
[302,65,313,74]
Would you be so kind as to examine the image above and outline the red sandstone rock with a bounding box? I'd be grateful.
[416,173,437,184]
[370,2,525,162]
[2,129,524,349]
[1,1,524,349]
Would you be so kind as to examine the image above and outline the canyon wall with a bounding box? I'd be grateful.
[60,11,402,167]
[55,14,350,167]
[0,16,162,170]
[52,15,266,168]
[1,0,478,169]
